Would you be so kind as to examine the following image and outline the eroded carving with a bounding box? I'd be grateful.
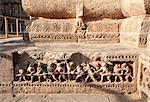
[15,59,134,83]
[141,67,150,90]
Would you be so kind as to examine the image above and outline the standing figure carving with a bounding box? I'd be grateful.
[27,64,36,82]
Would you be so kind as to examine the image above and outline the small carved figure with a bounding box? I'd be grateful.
[66,60,74,82]
[47,63,57,81]
[75,65,85,82]
[83,64,97,82]
[27,64,36,82]
[142,68,150,89]
[35,62,45,82]
[114,64,123,82]
[54,62,66,82]
[121,63,133,82]
[100,62,112,82]
[16,69,26,81]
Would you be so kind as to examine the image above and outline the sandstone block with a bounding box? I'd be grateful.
[22,0,150,19]
[122,0,150,17]
[120,15,150,47]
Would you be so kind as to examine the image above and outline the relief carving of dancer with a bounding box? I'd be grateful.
[27,64,36,83]
[75,65,85,82]
[65,60,75,82]
[54,61,66,82]
[47,63,57,82]
[16,68,26,81]
[114,64,123,82]
[83,63,97,82]
[142,68,150,89]
[121,63,133,82]
[35,62,47,82]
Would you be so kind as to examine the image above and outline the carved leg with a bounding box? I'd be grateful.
[89,75,97,82]
[18,76,22,81]
[100,75,103,82]
[119,76,123,82]
[38,76,41,82]
[62,74,66,81]
[115,76,118,82]
[31,76,34,83]
[138,89,142,98]
[67,74,71,82]
[85,75,89,82]
[107,75,111,83]
[23,76,26,81]
[58,75,62,82]
[75,74,82,82]
[52,75,57,81]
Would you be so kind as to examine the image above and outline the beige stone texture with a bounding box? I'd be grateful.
[0,53,13,82]
[120,15,150,47]
[2,0,150,101]
[22,0,150,19]
[28,18,121,43]
[22,0,124,19]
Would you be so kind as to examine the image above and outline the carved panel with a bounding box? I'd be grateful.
[13,51,138,94]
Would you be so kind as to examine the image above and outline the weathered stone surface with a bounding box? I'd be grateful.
[2,0,150,101]
[0,94,144,102]
[120,15,150,47]
[28,18,121,43]
[0,53,13,82]
[0,38,146,101]
[122,0,150,17]
[22,0,124,19]
[138,53,150,101]
[22,0,150,19]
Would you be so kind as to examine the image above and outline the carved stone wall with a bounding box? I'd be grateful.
[28,18,121,43]
[10,49,138,95]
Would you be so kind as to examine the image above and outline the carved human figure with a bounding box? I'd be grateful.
[16,69,26,81]
[75,65,85,82]
[65,60,75,82]
[100,62,108,74]
[142,68,150,89]
[35,62,46,82]
[27,64,36,82]
[47,63,57,82]
[83,63,97,82]
[54,62,66,82]
[114,64,123,82]
[121,63,133,82]
[99,62,112,82]
[89,61,112,82]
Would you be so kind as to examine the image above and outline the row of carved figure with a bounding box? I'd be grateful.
[16,60,134,83]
